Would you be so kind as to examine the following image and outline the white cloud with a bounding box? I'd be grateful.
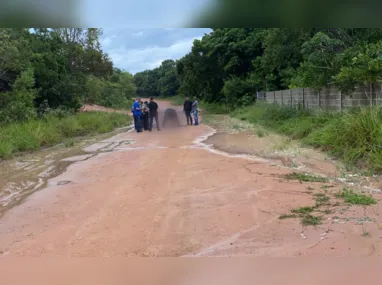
[107,36,202,74]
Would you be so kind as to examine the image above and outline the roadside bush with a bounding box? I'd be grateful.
[231,102,382,173]
[0,112,131,158]
[0,68,37,123]
[304,107,382,169]
[201,102,231,114]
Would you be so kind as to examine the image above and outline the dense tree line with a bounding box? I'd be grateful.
[134,28,382,106]
[133,59,179,98]
[0,28,136,124]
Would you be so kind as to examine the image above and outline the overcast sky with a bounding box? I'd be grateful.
[101,28,212,74]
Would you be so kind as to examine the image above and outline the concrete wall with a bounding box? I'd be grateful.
[264,84,382,110]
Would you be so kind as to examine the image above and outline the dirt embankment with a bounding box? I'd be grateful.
[80,104,130,115]
[0,101,382,259]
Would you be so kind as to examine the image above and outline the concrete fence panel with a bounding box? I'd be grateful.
[262,84,381,111]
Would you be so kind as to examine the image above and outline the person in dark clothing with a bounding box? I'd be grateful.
[148,97,160,131]
[142,101,150,130]
[183,96,193,125]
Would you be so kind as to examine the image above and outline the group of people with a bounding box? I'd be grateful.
[131,96,200,133]
[131,97,160,133]
[183,96,199,126]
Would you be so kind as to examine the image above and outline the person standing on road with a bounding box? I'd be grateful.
[183,96,193,125]
[132,98,143,132]
[142,101,150,131]
[148,97,161,131]
[191,97,199,126]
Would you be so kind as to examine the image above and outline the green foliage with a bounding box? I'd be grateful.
[305,107,382,169]
[334,40,382,94]
[222,77,257,106]
[291,206,315,214]
[233,103,382,173]
[134,59,179,98]
[0,68,37,123]
[201,102,231,114]
[137,28,381,106]
[301,215,323,226]
[85,71,135,109]
[1,28,132,125]
[291,31,345,89]
[0,112,131,158]
[335,188,377,205]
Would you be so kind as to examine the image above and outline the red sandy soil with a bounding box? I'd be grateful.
[1,101,382,262]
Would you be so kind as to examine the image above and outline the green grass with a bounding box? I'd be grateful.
[335,188,377,205]
[279,214,298,219]
[314,193,330,206]
[301,215,323,226]
[0,112,131,158]
[201,101,231,114]
[231,102,382,173]
[291,206,315,214]
[282,172,328,183]
[65,138,74,148]
[160,96,230,114]
[256,129,266,137]
[282,204,323,226]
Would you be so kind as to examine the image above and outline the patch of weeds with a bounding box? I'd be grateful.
[314,193,330,206]
[282,172,328,183]
[65,138,74,147]
[256,129,266,138]
[335,188,377,205]
[322,209,334,214]
[291,206,315,214]
[273,138,292,151]
[232,124,241,130]
[361,169,374,177]
[362,231,370,237]
[279,214,298,220]
[301,215,323,226]
[307,186,315,191]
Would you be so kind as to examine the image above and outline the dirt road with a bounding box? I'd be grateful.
[1,101,382,258]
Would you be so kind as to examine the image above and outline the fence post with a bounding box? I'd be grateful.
[281,90,284,105]
[370,83,374,106]
[339,90,342,112]
[302,88,305,109]
[273,91,275,103]
[318,90,321,109]
[290,89,292,107]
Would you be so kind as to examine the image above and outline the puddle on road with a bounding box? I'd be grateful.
[0,128,134,218]
[202,115,382,194]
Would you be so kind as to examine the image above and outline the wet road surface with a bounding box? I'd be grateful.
[1,101,382,259]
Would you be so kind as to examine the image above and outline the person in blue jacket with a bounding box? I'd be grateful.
[191,97,199,126]
[132,98,143,132]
